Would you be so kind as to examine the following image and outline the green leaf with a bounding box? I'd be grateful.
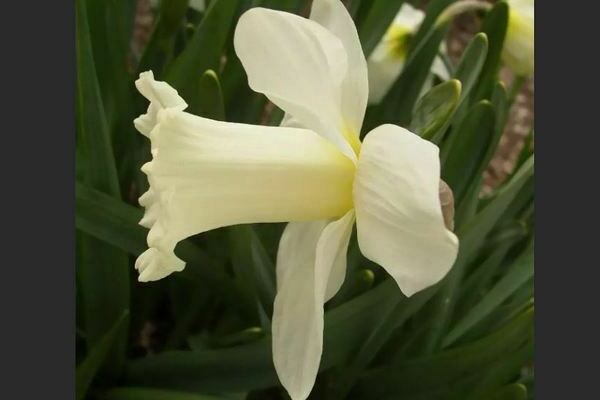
[331,285,439,398]
[76,312,128,400]
[410,0,455,48]
[76,0,129,374]
[124,279,402,392]
[472,1,509,101]
[357,307,533,399]
[423,156,534,353]
[104,387,227,400]
[358,0,406,57]
[75,181,251,315]
[410,79,462,141]
[189,69,226,120]
[472,384,529,400]
[137,0,190,76]
[229,225,276,320]
[441,101,496,203]
[166,0,238,103]
[491,81,509,135]
[443,243,534,347]
[453,33,489,102]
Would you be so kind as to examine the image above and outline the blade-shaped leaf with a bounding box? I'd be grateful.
[76,312,128,400]
[166,0,238,102]
[189,69,226,120]
[423,156,534,353]
[441,101,496,203]
[105,387,228,400]
[472,1,509,101]
[229,225,276,320]
[75,181,251,315]
[443,243,534,347]
[411,79,462,141]
[357,307,533,399]
[76,0,129,374]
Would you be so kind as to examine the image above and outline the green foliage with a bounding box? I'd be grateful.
[75,0,534,399]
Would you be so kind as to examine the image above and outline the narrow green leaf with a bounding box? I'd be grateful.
[472,383,529,400]
[472,1,509,101]
[75,182,250,314]
[137,0,190,76]
[166,0,238,101]
[491,81,509,135]
[105,387,227,400]
[357,307,533,399]
[332,285,438,398]
[423,156,534,353]
[358,0,406,57]
[453,33,489,102]
[441,101,496,203]
[443,244,534,347]
[411,79,462,140]
[189,69,226,120]
[124,279,401,392]
[76,0,129,373]
[229,225,276,319]
[76,312,128,400]
[410,0,455,48]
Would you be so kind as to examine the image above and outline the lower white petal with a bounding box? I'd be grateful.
[134,73,355,281]
[353,124,459,297]
[272,210,355,400]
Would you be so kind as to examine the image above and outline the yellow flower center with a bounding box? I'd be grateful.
[385,24,413,60]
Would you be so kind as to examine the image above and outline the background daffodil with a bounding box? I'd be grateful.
[134,1,458,399]
[503,0,534,76]
[367,3,450,104]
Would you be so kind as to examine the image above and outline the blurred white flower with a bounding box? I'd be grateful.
[134,1,458,399]
[367,3,449,104]
[502,0,534,76]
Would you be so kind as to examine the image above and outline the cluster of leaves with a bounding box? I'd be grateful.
[76,0,534,399]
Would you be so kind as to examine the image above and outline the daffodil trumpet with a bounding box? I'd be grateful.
[133,1,459,399]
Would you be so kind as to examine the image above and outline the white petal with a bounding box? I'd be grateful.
[318,210,355,301]
[393,3,425,29]
[234,8,357,160]
[134,71,188,137]
[273,211,355,400]
[134,74,355,281]
[310,0,368,139]
[367,51,405,104]
[353,124,459,297]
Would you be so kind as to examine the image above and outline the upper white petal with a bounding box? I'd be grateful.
[273,211,355,400]
[234,7,356,160]
[309,0,368,138]
[353,124,459,297]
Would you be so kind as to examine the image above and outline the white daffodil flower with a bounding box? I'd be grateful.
[503,0,534,76]
[133,1,459,399]
[367,3,449,104]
